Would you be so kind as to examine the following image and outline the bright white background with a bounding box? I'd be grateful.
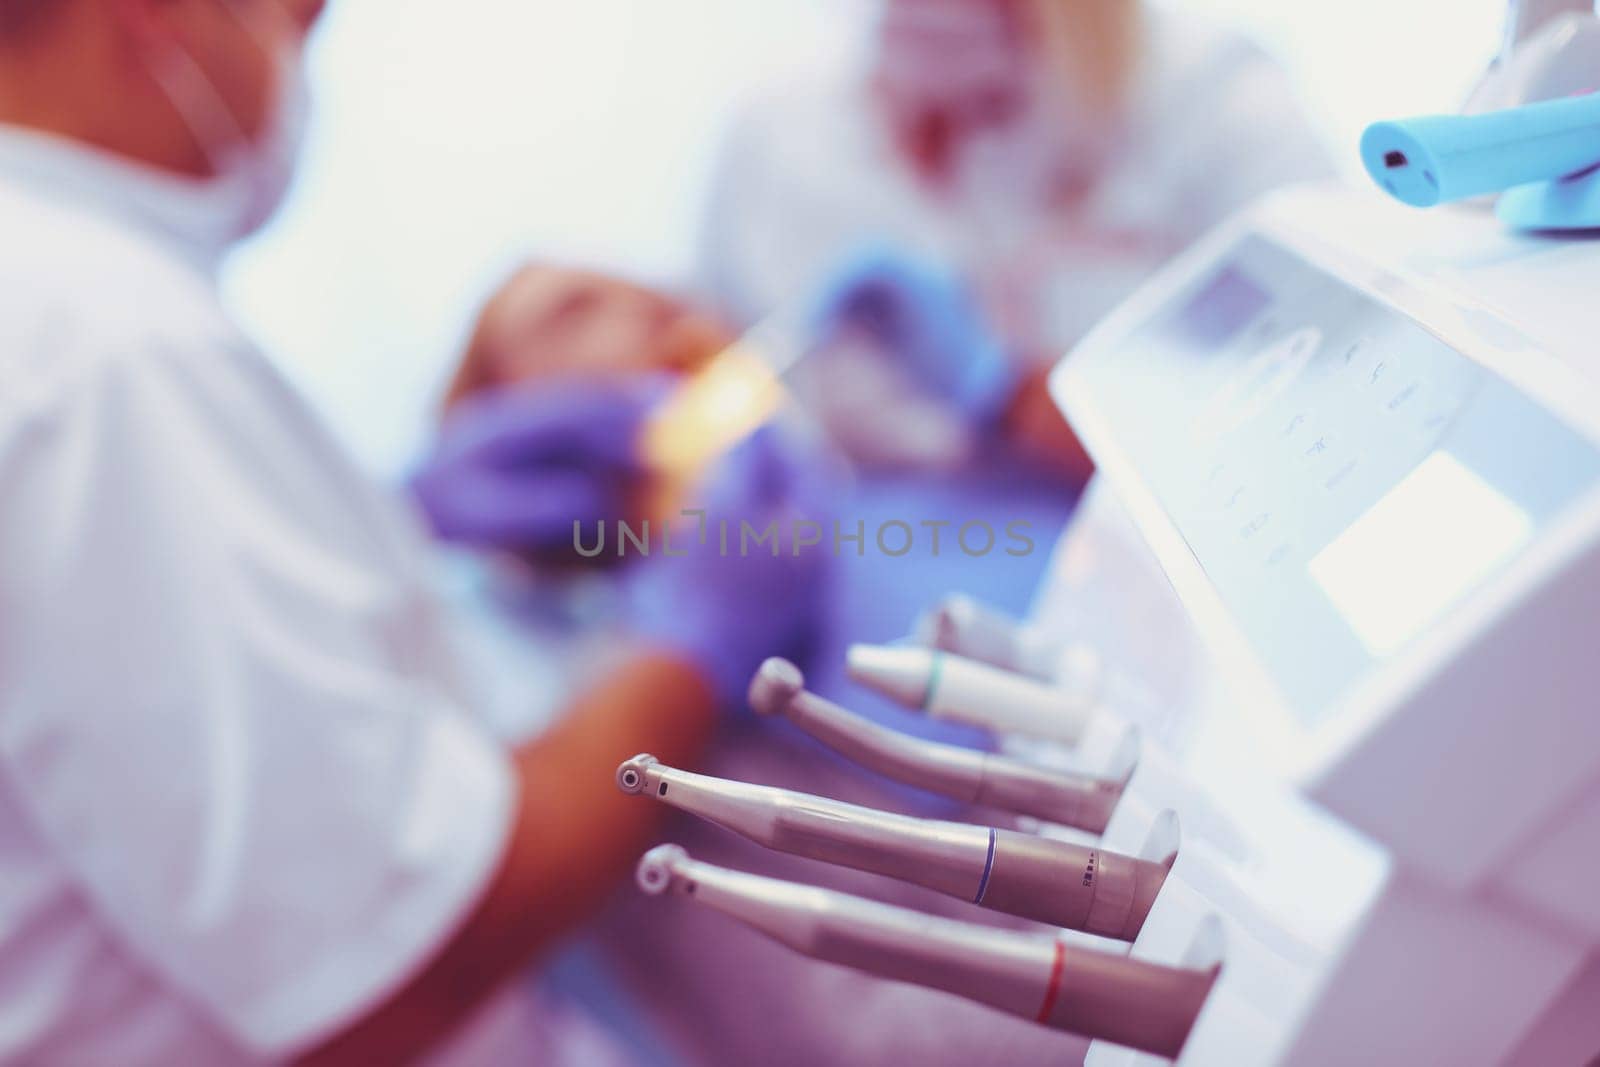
[225,0,1506,478]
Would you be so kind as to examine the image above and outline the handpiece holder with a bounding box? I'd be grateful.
[1362,87,1600,229]
[635,845,1216,1059]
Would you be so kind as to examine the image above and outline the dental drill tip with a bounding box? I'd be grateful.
[749,658,805,716]
[845,644,935,709]
[636,844,689,895]
[616,753,660,795]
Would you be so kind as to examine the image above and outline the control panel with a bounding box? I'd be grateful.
[1064,232,1600,730]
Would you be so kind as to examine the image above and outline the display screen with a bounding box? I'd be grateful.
[1308,451,1532,656]
[1171,267,1272,349]
[1070,236,1600,725]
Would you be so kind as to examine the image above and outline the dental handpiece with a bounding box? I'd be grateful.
[636,845,1214,1059]
[848,643,1105,745]
[748,658,1125,834]
[616,755,1166,941]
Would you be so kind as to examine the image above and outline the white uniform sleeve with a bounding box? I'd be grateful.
[0,339,515,1057]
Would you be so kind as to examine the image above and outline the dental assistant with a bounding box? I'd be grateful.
[707,0,1335,474]
[0,1,818,1063]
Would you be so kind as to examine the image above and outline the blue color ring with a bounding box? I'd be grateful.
[974,828,998,904]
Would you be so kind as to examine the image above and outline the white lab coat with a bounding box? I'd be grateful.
[699,9,1334,356]
[0,128,517,1064]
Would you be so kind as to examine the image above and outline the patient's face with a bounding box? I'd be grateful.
[446,265,735,408]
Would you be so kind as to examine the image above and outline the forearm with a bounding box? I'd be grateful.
[299,651,717,1065]
[497,650,719,931]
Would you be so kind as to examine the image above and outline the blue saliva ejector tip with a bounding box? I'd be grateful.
[1362,91,1600,209]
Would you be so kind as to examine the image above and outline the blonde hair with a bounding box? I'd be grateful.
[1027,0,1143,115]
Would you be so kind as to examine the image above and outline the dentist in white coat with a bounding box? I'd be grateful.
[0,1,822,1063]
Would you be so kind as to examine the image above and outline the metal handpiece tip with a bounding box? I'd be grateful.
[616,753,659,795]
[636,844,690,895]
[748,658,805,716]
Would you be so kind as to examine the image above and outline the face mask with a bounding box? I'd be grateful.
[142,1,311,244]
[953,93,1112,221]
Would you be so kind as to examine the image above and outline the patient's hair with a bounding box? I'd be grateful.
[0,0,61,41]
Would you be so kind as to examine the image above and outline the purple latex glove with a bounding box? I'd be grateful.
[628,425,834,712]
[811,243,1018,423]
[410,381,658,555]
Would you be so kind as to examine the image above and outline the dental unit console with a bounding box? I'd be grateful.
[1036,180,1600,1065]
[625,178,1600,1064]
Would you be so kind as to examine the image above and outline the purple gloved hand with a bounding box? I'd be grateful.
[628,425,834,712]
[811,243,1018,424]
[409,381,658,556]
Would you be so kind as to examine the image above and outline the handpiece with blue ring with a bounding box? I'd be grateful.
[615,753,1166,941]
